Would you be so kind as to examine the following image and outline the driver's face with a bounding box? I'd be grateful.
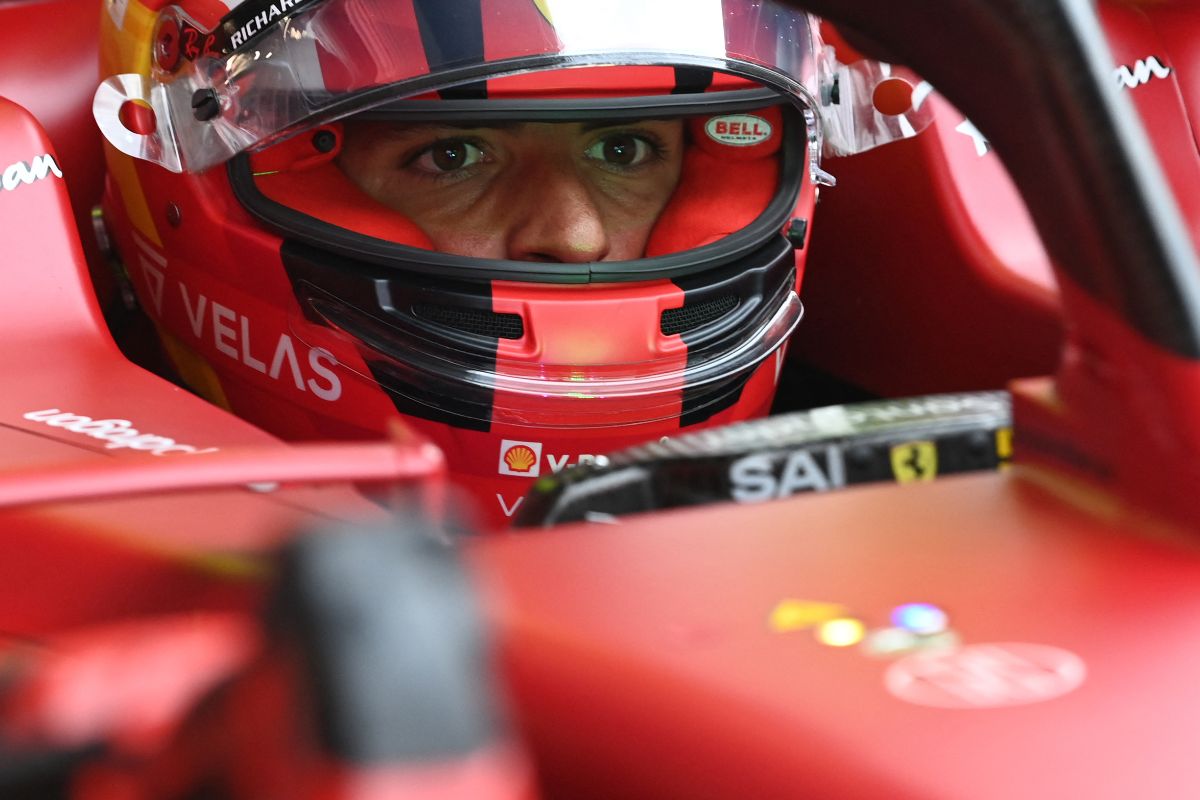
[336,119,685,262]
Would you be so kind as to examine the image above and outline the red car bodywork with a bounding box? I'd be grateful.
[2,0,1200,798]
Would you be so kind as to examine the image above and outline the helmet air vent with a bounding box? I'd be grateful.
[413,304,524,340]
[661,295,739,336]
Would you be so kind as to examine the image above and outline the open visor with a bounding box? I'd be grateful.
[94,0,933,174]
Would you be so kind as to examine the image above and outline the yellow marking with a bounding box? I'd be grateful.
[160,329,234,411]
[996,427,1013,460]
[187,550,269,579]
[99,0,164,246]
[769,600,848,632]
[36,504,268,582]
[532,0,553,24]
[104,142,162,247]
[816,617,866,647]
[99,0,158,76]
[890,440,938,483]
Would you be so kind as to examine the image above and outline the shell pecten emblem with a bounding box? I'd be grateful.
[506,446,537,472]
[499,439,543,477]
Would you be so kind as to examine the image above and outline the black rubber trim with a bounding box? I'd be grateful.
[674,238,796,426]
[281,241,500,431]
[356,87,784,123]
[412,0,487,100]
[673,66,715,94]
[229,102,805,285]
[661,294,738,336]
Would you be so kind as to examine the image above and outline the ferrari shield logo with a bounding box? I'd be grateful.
[886,642,1086,709]
[890,441,938,482]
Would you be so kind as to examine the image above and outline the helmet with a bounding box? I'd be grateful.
[94,0,929,530]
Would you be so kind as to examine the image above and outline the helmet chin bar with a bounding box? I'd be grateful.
[278,237,802,432]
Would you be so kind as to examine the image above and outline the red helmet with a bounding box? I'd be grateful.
[94,0,928,530]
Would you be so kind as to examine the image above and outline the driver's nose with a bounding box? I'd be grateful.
[504,163,611,263]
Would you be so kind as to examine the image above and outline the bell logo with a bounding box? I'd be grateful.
[705,114,773,147]
[499,440,543,477]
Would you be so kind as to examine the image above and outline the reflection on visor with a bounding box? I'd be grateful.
[93,0,933,174]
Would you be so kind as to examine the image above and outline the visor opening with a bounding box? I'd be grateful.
[661,294,739,336]
[413,303,525,340]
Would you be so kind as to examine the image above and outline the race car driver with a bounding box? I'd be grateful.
[93,0,926,530]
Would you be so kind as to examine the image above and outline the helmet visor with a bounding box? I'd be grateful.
[235,87,801,273]
[94,0,932,173]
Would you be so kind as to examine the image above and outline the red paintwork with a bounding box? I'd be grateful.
[0,0,109,305]
[1104,2,1200,254]
[793,88,1063,396]
[465,4,1200,798]
[0,94,444,641]
[470,468,1200,799]
[0,88,516,797]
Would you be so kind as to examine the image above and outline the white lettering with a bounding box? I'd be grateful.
[955,119,990,157]
[68,418,133,436]
[22,409,217,456]
[228,0,314,51]
[211,302,238,359]
[141,259,166,315]
[1,154,63,193]
[1115,56,1171,90]
[730,454,775,502]
[730,446,846,502]
[269,334,305,390]
[173,279,340,403]
[240,315,267,373]
[546,453,602,473]
[497,494,524,517]
[306,347,342,401]
[776,449,837,494]
[181,285,207,338]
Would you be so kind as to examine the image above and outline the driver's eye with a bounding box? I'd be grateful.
[585,134,656,168]
[413,139,486,173]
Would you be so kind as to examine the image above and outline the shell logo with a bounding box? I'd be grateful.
[499,439,543,477]
[505,446,537,472]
